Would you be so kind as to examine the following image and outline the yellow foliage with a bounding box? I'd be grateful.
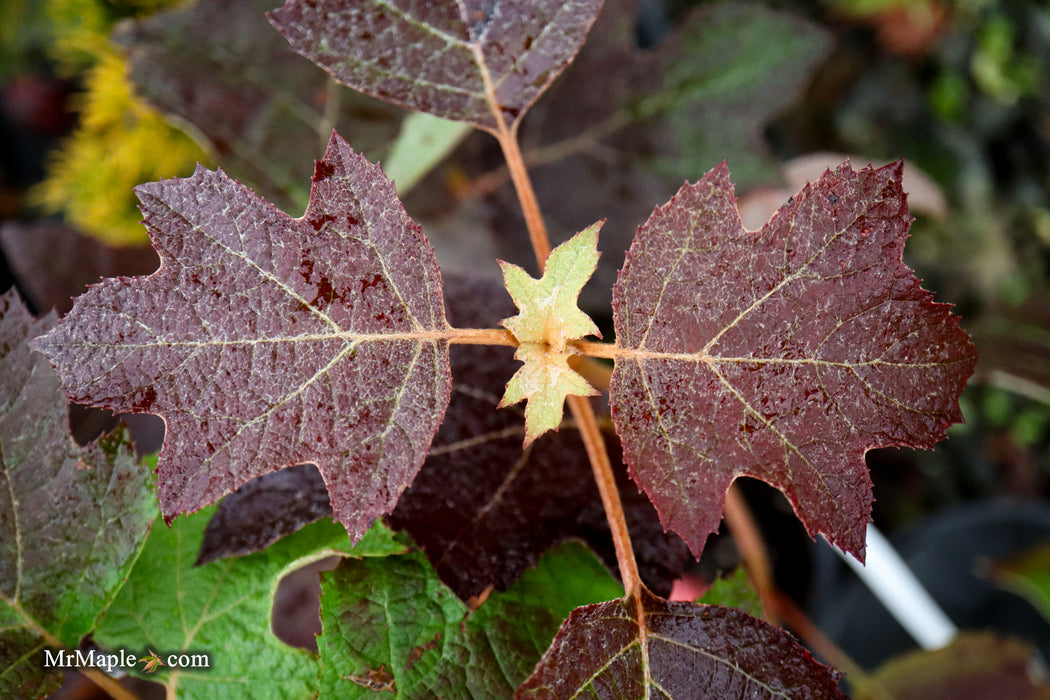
[32,50,209,246]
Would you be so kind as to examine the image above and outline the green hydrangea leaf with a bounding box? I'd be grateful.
[699,568,764,619]
[93,506,406,699]
[0,290,156,699]
[499,223,603,444]
[385,112,472,196]
[318,541,622,698]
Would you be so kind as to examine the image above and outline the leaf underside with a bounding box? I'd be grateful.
[518,588,845,699]
[268,0,603,133]
[610,160,977,560]
[32,132,451,544]
[0,290,155,698]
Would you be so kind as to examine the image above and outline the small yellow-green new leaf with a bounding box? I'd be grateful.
[503,343,599,444]
[499,223,603,445]
[501,222,603,348]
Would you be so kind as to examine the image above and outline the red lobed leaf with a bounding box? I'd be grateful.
[517,588,845,698]
[31,132,451,543]
[268,0,603,133]
[610,160,977,560]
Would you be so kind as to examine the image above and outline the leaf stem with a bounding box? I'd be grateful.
[572,339,621,359]
[566,394,642,594]
[494,125,643,597]
[446,327,518,347]
[495,127,552,270]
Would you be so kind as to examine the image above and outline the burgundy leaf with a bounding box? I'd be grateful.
[268,0,603,133]
[517,588,845,698]
[32,132,451,544]
[610,161,977,560]
[195,463,330,565]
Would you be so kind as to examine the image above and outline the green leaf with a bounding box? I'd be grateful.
[318,541,623,698]
[93,506,406,699]
[499,223,603,444]
[698,568,764,619]
[0,290,156,699]
[385,112,471,196]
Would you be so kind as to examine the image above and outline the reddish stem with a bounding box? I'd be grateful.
[497,125,551,270]
[494,124,642,597]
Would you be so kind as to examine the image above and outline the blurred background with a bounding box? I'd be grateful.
[3,0,1049,697]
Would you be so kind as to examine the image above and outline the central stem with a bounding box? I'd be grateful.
[499,126,552,270]
[494,123,642,596]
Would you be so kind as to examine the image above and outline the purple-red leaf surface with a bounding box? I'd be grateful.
[517,589,845,698]
[32,132,451,543]
[610,161,977,560]
[268,0,603,133]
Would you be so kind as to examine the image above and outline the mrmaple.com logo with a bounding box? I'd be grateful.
[43,647,210,674]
